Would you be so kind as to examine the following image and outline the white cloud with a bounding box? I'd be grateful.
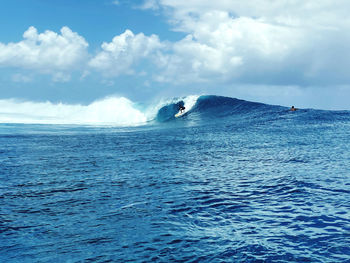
[151,0,350,28]
[89,29,164,77]
[52,72,71,82]
[0,26,88,80]
[11,73,33,83]
[139,0,160,10]
[154,12,303,83]
[142,0,350,86]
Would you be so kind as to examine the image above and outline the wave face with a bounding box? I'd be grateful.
[156,95,286,125]
[165,95,350,124]
[191,95,275,117]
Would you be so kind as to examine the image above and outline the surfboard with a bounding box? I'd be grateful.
[175,111,186,118]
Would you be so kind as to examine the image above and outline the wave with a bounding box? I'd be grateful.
[1,95,349,126]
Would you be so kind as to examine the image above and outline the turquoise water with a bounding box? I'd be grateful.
[1,96,350,262]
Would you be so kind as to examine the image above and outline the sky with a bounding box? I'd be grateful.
[1,0,350,109]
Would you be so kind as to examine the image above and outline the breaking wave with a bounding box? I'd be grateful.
[0,95,199,126]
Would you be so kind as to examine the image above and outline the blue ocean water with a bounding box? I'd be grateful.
[1,95,350,262]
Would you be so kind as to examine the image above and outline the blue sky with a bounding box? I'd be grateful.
[1,0,350,109]
[0,0,182,44]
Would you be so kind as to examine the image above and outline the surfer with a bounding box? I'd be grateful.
[179,105,185,113]
[290,106,297,111]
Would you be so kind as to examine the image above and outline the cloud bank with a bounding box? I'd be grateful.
[2,1,350,87]
[141,0,350,86]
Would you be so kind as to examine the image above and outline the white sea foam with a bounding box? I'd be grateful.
[0,95,200,126]
[0,97,146,125]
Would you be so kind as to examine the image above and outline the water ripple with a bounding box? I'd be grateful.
[1,118,350,262]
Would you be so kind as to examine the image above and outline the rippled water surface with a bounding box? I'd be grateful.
[1,98,350,262]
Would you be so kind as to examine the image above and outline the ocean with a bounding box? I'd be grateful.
[1,95,350,262]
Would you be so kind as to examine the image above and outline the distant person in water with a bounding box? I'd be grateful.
[179,105,185,113]
[290,106,297,111]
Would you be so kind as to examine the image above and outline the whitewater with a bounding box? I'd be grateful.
[1,95,350,262]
